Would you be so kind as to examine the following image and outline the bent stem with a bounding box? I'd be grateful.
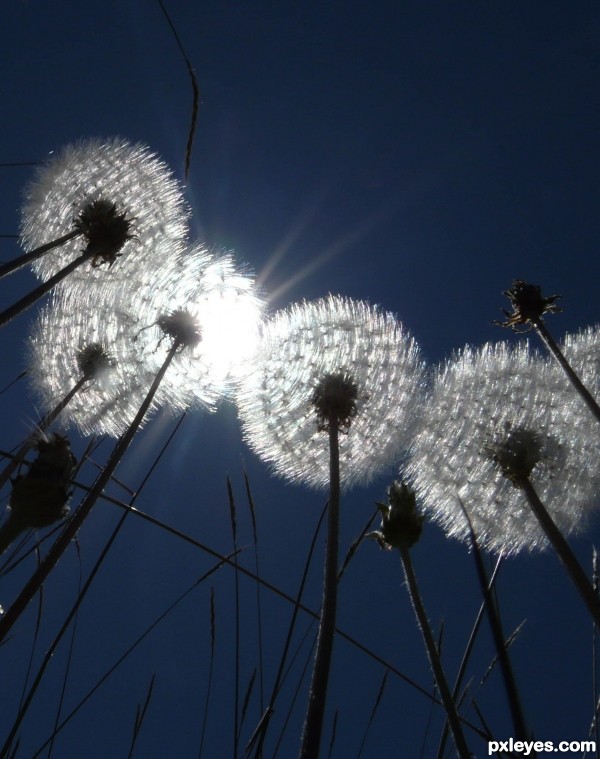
[0,340,181,643]
[300,412,340,759]
[398,545,471,759]
[519,475,600,629]
[0,230,81,280]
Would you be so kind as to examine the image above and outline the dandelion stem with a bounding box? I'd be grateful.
[0,252,92,328]
[533,318,600,427]
[0,230,81,280]
[520,475,600,628]
[0,339,181,643]
[398,545,471,759]
[300,412,340,759]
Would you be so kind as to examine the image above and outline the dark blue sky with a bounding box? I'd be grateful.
[1,2,600,757]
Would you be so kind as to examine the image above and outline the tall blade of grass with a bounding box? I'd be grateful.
[0,370,28,396]
[102,494,486,731]
[436,557,503,759]
[273,632,317,758]
[470,701,495,746]
[356,669,389,759]
[30,554,237,759]
[244,470,264,714]
[198,587,216,759]
[226,476,241,758]
[479,621,526,688]
[419,680,438,759]
[457,497,530,743]
[583,695,600,759]
[337,508,379,583]
[47,539,83,759]
[156,0,199,180]
[241,669,257,732]
[127,673,156,758]
[327,709,338,759]
[246,503,327,757]
[3,547,44,759]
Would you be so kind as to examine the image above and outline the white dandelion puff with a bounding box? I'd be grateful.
[20,137,189,285]
[236,295,425,489]
[407,341,600,555]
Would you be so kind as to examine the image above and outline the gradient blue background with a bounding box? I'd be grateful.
[1,2,600,757]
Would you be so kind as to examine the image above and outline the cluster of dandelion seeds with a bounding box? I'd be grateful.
[28,243,263,434]
[237,295,425,489]
[120,244,265,413]
[20,137,189,285]
[407,341,600,554]
[27,288,162,437]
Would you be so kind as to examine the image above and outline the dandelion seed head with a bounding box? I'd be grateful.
[236,295,425,490]
[407,341,600,554]
[21,137,188,284]
[27,289,160,437]
[126,244,264,412]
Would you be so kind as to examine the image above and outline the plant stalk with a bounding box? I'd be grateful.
[300,413,340,759]
[0,252,92,328]
[398,545,471,759]
[0,230,81,280]
[533,318,600,427]
[520,475,600,628]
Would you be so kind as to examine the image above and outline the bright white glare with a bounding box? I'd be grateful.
[195,285,262,378]
[142,246,265,412]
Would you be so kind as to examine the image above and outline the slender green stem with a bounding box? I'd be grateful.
[520,476,600,628]
[398,545,471,759]
[0,230,81,280]
[0,340,180,643]
[0,252,91,328]
[300,414,340,759]
[534,318,600,427]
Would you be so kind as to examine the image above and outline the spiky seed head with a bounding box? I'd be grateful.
[20,137,189,285]
[157,309,202,350]
[495,279,562,331]
[484,424,542,486]
[370,481,424,550]
[73,199,135,267]
[76,343,116,380]
[311,371,359,433]
[407,340,600,554]
[236,295,426,490]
